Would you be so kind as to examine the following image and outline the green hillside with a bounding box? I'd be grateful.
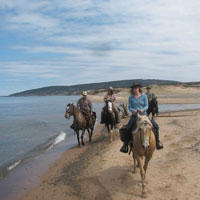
[9,79,181,96]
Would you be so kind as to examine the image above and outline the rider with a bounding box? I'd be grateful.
[77,91,93,129]
[145,86,155,104]
[120,83,163,153]
[100,86,120,124]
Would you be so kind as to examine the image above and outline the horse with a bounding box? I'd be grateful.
[147,97,159,117]
[131,113,156,198]
[103,99,117,142]
[65,104,96,146]
[119,103,130,118]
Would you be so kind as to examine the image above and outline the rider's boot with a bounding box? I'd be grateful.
[154,129,164,150]
[70,124,75,130]
[120,142,129,153]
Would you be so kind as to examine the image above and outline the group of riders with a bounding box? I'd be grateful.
[75,83,163,152]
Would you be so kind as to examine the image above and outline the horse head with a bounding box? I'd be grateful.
[105,99,113,112]
[134,113,153,149]
[65,104,74,119]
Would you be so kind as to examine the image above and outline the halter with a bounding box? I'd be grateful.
[66,104,74,118]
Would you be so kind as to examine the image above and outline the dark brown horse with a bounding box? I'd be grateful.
[103,100,118,142]
[131,113,156,198]
[65,104,96,146]
[147,97,159,117]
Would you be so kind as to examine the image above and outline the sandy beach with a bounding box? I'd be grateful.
[20,85,200,200]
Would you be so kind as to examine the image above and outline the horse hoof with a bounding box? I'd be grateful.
[131,169,136,174]
[142,192,147,198]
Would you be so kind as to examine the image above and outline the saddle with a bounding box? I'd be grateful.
[119,125,133,142]
[81,110,96,129]
[119,125,134,154]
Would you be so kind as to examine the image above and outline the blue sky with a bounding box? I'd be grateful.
[1,0,200,95]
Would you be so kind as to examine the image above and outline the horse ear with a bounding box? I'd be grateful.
[137,113,141,120]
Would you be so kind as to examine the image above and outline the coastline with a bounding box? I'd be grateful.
[19,108,200,200]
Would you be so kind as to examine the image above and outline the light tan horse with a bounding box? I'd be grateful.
[65,104,96,146]
[131,113,156,198]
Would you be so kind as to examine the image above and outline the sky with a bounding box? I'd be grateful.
[1,0,200,95]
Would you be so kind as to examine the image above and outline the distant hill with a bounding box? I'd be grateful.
[9,79,182,97]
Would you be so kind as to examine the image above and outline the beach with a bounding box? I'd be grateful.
[19,85,200,200]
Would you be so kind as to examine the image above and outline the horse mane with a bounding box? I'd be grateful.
[133,114,153,134]
[69,103,81,113]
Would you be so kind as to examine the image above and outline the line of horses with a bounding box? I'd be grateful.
[64,98,159,198]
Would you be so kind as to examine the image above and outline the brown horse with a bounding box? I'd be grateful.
[65,104,96,146]
[131,113,156,198]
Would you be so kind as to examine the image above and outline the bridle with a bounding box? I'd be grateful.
[66,104,73,118]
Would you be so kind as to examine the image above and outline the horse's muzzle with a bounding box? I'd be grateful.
[142,144,149,149]
[65,113,70,119]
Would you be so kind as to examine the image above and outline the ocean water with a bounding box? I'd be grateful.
[0,96,104,178]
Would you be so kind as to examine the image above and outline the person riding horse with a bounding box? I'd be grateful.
[146,86,159,117]
[100,86,120,124]
[120,83,163,153]
[145,86,155,104]
[77,91,93,129]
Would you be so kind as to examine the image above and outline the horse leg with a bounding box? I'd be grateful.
[110,128,113,142]
[110,124,115,142]
[137,156,147,198]
[88,128,93,142]
[76,131,80,147]
[81,130,85,146]
[143,155,152,179]
[106,124,111,141]
[131,151,137,174]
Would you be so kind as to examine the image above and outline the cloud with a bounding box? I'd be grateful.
[1,0,200,95]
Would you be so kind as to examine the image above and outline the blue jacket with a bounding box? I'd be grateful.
[128,93,148,115]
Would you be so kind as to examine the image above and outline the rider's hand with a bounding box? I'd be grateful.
[138,109,143,114]
[91,112,93,115]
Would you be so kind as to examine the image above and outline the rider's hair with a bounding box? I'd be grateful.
[130,87,142,94]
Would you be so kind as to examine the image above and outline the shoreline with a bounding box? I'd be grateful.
[19,108,200,200]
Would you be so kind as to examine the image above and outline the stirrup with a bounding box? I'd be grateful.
[156,142,164,150]
[120,144,128,153]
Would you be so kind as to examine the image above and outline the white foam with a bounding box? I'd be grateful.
[7,160,21,171]
[53,131,66,145]
[46,131,66,151]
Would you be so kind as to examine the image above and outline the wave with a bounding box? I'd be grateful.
[7,160,22,171]
[0,159,23,180]
[0,131,67,180]
[46,131,66,151]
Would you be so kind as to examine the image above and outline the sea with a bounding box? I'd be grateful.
[1,96,200,200]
